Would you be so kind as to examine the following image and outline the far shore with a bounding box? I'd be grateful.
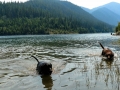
[111,33,120,36]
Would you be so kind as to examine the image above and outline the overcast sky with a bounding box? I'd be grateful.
[68,0,120,9]
[0,0,120,9]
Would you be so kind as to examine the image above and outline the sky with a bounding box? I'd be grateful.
[68,0,120,9]
[0,0,120,9]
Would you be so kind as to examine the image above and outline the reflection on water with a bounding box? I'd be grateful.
[41,75,53,90]
[100,58,114,68]
[0,33,120,90]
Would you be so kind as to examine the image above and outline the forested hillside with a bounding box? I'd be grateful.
[0,0,114,35]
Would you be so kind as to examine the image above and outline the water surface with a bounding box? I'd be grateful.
[0,33,120,90]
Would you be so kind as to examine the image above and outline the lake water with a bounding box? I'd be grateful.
[0,33,120,90]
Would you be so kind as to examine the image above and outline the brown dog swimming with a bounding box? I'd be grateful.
[99,42,114,59]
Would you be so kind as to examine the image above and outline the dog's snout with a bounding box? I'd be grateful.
[50,68,52,72]
[107,55,110,59]
[49,68,52,74]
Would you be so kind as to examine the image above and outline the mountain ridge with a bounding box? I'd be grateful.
[92,7,120,25]
[82,2,120,26]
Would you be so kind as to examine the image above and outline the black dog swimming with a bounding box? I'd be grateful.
[31,55,52,75]
[99,42,114,60]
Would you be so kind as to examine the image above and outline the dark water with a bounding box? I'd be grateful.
[0,33,120,90]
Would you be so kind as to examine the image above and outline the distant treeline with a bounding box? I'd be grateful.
[0,0,114,35]
[115,22,120,35]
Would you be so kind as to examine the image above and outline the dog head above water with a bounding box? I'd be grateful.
[99,42,114,60]
[31,55,52,75]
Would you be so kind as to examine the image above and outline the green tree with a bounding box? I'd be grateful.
[116,22,120,32]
